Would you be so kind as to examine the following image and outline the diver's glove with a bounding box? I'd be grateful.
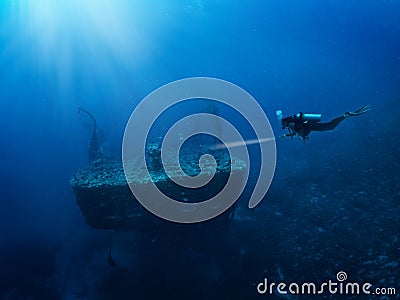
[345,104,371,117]
[278,132,297,139]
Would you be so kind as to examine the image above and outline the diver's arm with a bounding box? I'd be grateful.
[284,132,297,137]
[278,131,297,138]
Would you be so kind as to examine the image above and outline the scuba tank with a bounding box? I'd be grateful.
[295,113,322,122]
[276,110,283,121]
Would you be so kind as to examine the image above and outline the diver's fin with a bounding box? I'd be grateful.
[346,104,371,117]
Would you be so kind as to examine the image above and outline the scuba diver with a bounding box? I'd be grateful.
[276,104,370,141]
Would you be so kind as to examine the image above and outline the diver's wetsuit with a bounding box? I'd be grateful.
[281,105,370,140]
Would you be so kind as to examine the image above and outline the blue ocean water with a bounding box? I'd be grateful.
[0,0,399,299]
